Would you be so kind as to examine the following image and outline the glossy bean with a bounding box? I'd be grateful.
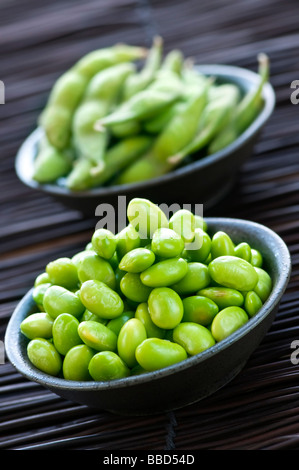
[127,198,168,239]
[208,256,259,291]
[120,272,152,302]
[32,283,52,309]
[148,287,184,329]
[27,338,62,376]
[250,248,263,268]
[63,344,94,381]
[244,291,263,317]
[253,267,272,302]
[43,285,85,319]
[46,257,79,290]
[197,287,244,309]
[234,242,252,262]
[182,295,219,326]
[119,247,155,273]
[117,318,147,368]
[107,311,135,336]
[34,272,51,287]
[171,262,210,295]
[116,224,141,259]
[173,322,215,355]
[77,251,116,290]
[91,228,117,260]
[169,209,195,243]
[151,227,184,258]
[78,320,117,352]
[135,338,187,371]
[135,302,165,338]
[140,257,188,287]
[211,306,248,342]
[88,351,130,381]
[52,313,82,356]
[211,231,235,259]
[81,309,107,324]
[185,228,211,263]
[80,280,124,319]
[20,312,54,340]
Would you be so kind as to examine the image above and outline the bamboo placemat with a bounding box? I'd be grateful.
[1,0,299,450]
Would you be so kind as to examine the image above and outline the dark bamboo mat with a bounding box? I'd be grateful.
[1,0,299,451]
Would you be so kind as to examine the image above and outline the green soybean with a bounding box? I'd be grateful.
[168,209,195,243]
[127,198,168,239]
[43,285,85,319]
[151,227,184,259]
[32,283,52,309]
[117,318,147,368]
[171,262,210,295]
[253,267,272,302]
[27,338,62,376]
[197,287,244,309]
[78,320,117,352]
[107,311,135,336]
[120,272,152,302]
[185,228,211,263]
[211,231,235,259]
[148,287,183,329]
[52,313,82,356]
[63,344,94,381]
[140,257,188,287]
[173,322,215,355]
[88,351,130,381]
[234,242,252,262]
[119,247,155,273]
[135,302,165,338]
[208,256,259,291]
[91,228,117,260]
[182,296,219,326]
[135,338,187,371]
[116,224,141,259]
[20,312,54,340]
[80,280,124,319]
[244,291,263,317]
[77,251,116,290]
[211,306,248,342]
[46,257,79,290]
[250,248,263,268]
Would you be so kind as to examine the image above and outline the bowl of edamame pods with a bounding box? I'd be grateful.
[15,38,275,213]
[5,198,291,415]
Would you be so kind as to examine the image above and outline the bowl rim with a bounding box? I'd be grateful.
[5,217,291,392]
[15,63,276,198]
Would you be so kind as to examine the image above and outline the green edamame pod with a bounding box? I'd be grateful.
[88,351,130,381]
[33,142,73,183]
[135,338,187,371]
[88,136,153,188]
[173,322,215,355]
[122,36,163,101]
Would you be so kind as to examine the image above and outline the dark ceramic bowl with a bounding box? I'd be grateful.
[5,218,291,416]
[15,64,275,215]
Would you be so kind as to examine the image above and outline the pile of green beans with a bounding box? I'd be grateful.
[20,198,272,381]
[33,38,269,190]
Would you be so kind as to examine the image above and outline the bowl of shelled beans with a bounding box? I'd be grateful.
[5,198,291,415]
[15,37,275,214]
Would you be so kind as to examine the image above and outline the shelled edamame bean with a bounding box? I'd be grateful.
[33,38,270,189]
[20,198,273,380]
